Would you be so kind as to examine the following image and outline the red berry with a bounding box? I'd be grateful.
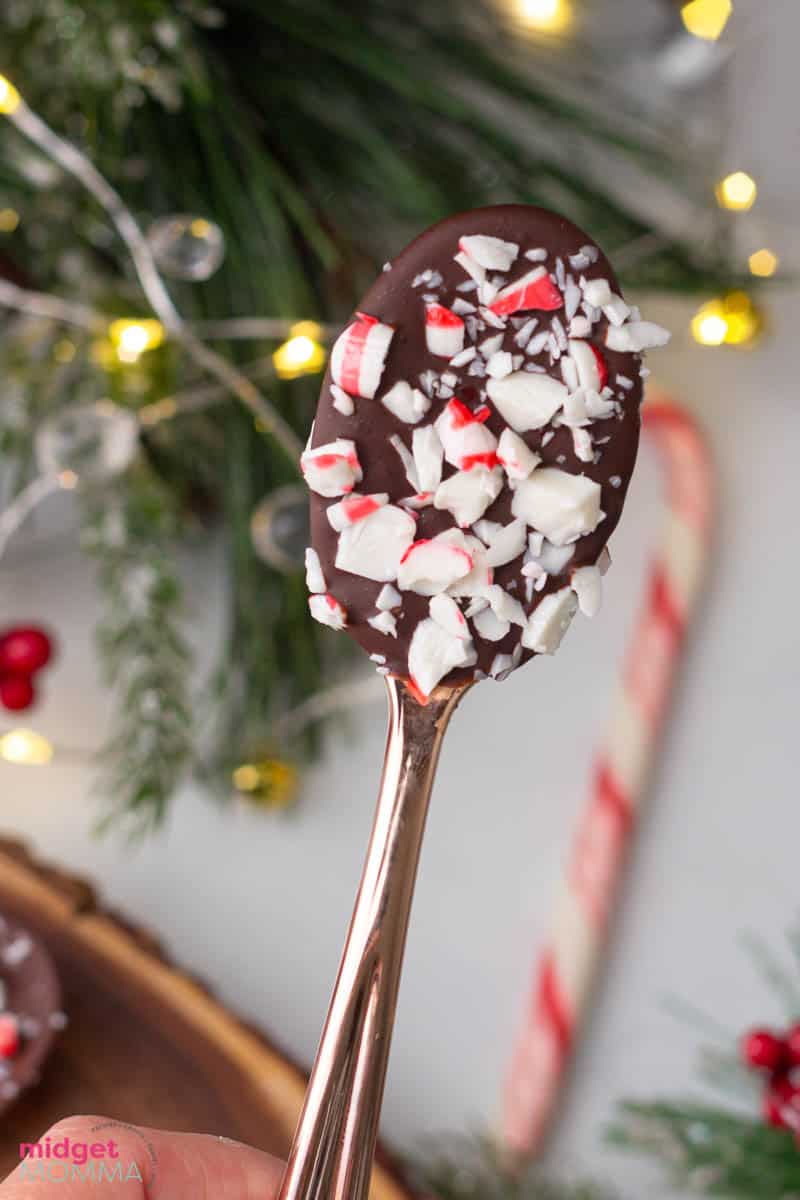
[786,1024,800,1065]
[0,674,35,712]
[0,627,52,676]
[0,1015,19,1059]
[741,1029,786,1072]
[764,1076,800,1132]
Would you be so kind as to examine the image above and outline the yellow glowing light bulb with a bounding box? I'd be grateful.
[0,75,21,115]
[108,318,165,363]
[681,0,732,41]
[0,208,20,233]
[190,218,211,238]
[515,0,572,33]
[749,248,779,278]
[273,322,326,379]
[716,171,757,212]
[691,301,728,346]
[0,729,54,766]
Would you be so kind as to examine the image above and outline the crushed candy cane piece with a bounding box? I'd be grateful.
[309,593,347,630]
[0,1016,19,1059]
[331,384,355,416]
[305,547,326,594]
[571,564,603,617]
[412,425,444,492]
[486,371,567,432]
[606,321,671,353]
[425,303,465,358]
[397,537,473,596]
[336,504,416,581]
[327,492,389,531]
[521,586,578,654]
[301,439,362,497]
[331,314,394,399]
[582,278,613,308]
[376,583,402,610]
[486,351,514,379]
[381,380,431,424]
[434,464,503,527]
[496,428,542,481]
[473,606,509,642]
[511,468,603,545]
[459,234,519,271]
[408,618,475,698]
[429,593,470,639]
[368,611,398,637]
[490,267,563,317]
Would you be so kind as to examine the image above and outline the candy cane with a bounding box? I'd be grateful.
[501,391,715,1159]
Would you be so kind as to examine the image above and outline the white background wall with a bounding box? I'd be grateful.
[1,5,798,1196]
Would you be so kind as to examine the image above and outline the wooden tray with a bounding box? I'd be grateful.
[0,839,411,1200]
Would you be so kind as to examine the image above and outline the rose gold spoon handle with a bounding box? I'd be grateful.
[278,674,472,1200]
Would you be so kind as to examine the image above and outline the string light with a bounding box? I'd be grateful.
[716,171,757,212]
[512,0,572,34]
[749,248,779,278]
[691,293,762,348]
[232,758,298,809]
[273,321,326,379]
[0,209,20,233]
[108,318,165,363]
[0,729,54,766]
[0,75,21,116]
[681,0,732,41]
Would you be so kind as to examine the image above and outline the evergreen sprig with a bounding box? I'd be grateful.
[409,1138,616,1200]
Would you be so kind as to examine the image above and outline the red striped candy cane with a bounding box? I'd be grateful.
[501,392,715,1159]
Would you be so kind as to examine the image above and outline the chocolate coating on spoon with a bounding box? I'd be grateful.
[0,918,63,1112]
[304,205,669,696]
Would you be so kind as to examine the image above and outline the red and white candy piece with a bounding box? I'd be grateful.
[440,530,493,597]
[459,235,519,272]
[331,313,394,400]
[566,339,608,392]
[425,304,465,359]
[486,372,567,433]
[511,468,604,546]
[429,593,471,639]
[301,439,363,498]
[490,268,563,318]
[381,380,431,424]
[305,547,326,594]
[521,586,578,654]
[408,618,475,699]
[326,492,389,532]
[309,593,348,631]
[435,399,498,470]
[335,504,416,582]
[497,429,541,481]
[434,464,504,528]
[397,537,474,596]
[0,1014,19,1059]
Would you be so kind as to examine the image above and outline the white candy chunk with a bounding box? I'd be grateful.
[572,428,594,463]
[429,593,470,639]
[560,355,579,393]
[441,531,493,597]
[368,610,398,637]
[381,380,431,424]
[376,583,402,610]
[397,537,473,596]
[569,316,592,338]
[459,234,519,272]
[472,518,502,545]
[450,345,477,365]
[511,468,603,546]
[568,339,605,392]
[434,464,503,527]
[331,316,394,400]
[465,595,489,617]
[560,390,590,427]
[390,433,420,491]
[412,425,444,492]
[496,428,541,481]
[537,539,575,575]
[486,351,514,379]
[571,565,603,617]
[331,384,355,416]
[606,321,671,353]
[486,372,567,432]
[425,303,465,358]
[484,584,526,626]
[305,547,326,594]
[483,519,527,567]
[489,652,515,680]
[335,504,416,582]
[480,333,505,358]
[326,492,389,532]
[408,618,474,698]
[301,439,362,498]
[585,390,617,419]
[434,400,497,470]
[473,606,509,642]
[603,296,630,327]
[309,593,347,630]
[528,531,544,557]
[596,546,612,575]
[454,250,485,285]
[521,586,578,654]
[582,278,613,307]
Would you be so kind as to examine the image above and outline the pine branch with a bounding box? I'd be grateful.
[409,1137,616,1200]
